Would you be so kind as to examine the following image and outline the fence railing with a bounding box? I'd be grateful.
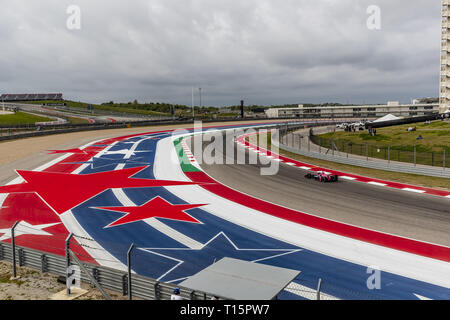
[0,235,225,300]
[310,135,449,169]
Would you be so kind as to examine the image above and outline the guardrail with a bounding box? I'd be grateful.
[275,129,450,179]
[0,241,222,300]
[0,117,344,143]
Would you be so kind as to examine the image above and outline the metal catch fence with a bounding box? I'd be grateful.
[310,135,449,169]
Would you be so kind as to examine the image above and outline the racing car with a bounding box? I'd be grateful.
[305,171,339,182]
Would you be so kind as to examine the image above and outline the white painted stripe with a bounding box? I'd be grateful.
[402,188,426,194]
[414,293,432,300]
[368,182,388,187]
[145,218,203,249]
[72,163,92,174]
[340,176,357,180]
[284,162,296,166]
[94,141,119,158]
[0,194,8,208]
[299,166,312,170]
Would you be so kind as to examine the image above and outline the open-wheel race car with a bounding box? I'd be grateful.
[305,171,339,182]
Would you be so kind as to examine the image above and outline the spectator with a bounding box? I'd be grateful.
[171,288,183,300]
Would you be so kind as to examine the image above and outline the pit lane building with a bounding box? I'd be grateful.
[264,101,439,119]
[442,0,450,113]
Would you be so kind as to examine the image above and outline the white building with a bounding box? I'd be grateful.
[441,0,450,113]
[264,101,439,119]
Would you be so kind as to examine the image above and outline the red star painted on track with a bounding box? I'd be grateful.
[96,196,207,228]
[0,166,200,215]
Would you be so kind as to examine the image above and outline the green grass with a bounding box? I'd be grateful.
[316,121,450,167]
[0,112,53,125]
[321,121,450,152]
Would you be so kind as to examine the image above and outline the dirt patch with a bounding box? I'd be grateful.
[0,260,130,300]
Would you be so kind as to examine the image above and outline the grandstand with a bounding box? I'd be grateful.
[0,93,63,102]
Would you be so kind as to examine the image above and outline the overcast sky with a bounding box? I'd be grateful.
[0,0,442,106]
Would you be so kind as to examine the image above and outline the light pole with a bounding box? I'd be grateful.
[199,87,202,109]
[192,87,195,120]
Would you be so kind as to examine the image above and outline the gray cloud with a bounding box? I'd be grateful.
[0,0,442,106]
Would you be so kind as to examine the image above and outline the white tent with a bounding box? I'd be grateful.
[373,114,400,123]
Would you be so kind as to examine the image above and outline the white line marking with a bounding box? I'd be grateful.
[368,182,388,187]
[340,176,357,180]
[402,188,426,194]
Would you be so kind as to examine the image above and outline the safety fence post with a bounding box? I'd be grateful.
[414,145,416,167]
[444,149,446,170]
[366,143,368,161]
[388,145,390,165]
[41,254,48,273]
[11,221,19,279]
[18,248,24,267]
[65,233,74,295]
[127,243,135,300]
[122,274,128,296]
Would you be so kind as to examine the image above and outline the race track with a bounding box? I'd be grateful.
[0,122,449,300]
[197,131,450,247]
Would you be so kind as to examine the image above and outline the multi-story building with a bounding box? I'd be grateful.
[441,0,450,113]
[264,101,440,119]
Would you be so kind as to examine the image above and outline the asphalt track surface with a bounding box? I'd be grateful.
[195,131,450,247]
